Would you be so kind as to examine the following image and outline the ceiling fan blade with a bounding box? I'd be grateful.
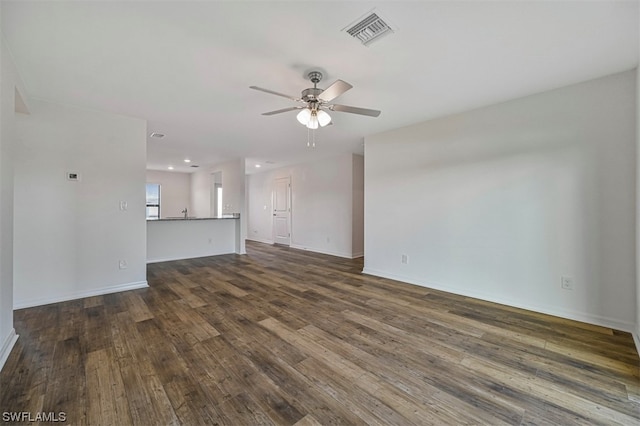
[329,104,381,117]
[250,86,302,102]
[261,106,304,116]
[318,80,353,102]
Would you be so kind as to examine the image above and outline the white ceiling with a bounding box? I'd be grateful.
[2,1,638,174]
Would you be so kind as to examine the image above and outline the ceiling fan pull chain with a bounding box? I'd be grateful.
[306,127,317,148]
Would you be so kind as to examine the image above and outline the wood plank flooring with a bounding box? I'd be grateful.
[1,241,638,425]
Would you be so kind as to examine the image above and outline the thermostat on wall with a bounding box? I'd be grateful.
[66,171,81,181]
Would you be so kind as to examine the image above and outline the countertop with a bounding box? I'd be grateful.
[147,214,239,222]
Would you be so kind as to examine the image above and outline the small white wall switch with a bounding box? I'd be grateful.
[119,201,128,211]
[119,260,128,270]
[66,171,81,181]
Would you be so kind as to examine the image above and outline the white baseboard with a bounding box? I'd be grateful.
[147,251,237,263]
[246,237,274,245]
[0,328,19,372]
[362,268,636,334]
[14,281,149,310]
[633,331,640,357]
[247,239,363,259]
[290,244,357,259]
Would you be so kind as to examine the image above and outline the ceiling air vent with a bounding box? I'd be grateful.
[343,10,394,46]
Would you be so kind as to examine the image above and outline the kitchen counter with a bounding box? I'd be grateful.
[147,215,240,263]
[148,214,239,221]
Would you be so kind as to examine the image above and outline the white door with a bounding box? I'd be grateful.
[273,177,291,245]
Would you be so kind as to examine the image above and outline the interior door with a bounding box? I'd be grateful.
[273,176,291,246]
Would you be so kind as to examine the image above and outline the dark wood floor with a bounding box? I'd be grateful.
[1,241,638,425]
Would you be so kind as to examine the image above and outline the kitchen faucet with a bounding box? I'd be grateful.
[181,208,188,219]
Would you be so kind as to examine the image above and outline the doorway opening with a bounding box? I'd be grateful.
[211,171,222,217]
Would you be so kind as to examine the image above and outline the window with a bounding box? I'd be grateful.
[146,183,160,219]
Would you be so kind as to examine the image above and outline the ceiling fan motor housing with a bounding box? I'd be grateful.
[301,87,323,104]
[303,71,324,109]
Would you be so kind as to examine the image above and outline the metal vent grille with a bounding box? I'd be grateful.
[345,12,393,46]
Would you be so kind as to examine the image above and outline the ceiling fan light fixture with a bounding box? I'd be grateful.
[296,108,311,125]
[317,109,331,127]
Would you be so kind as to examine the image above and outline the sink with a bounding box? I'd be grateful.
[166,216,197,219]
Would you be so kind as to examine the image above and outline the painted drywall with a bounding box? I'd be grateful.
[636,63,640,350]
[147,219,237,263]
[0,33,26,370]
[13,99,148,309]
[247,153,363,259]
[190,159,246,254]
[146,170,190,219]
[365,70,637,332]
[352,154,364,258]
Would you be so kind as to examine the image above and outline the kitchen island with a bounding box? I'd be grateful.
[147,215,240,263]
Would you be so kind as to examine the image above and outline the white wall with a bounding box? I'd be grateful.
[147,219,237,263]
[247,153,364,259]
[190,158,246,253]
[365,70,637,332]
[0,33,25,370]
[13,99,148,309]
[146,170,190,219]
[352,154,364,257]
[636,63,640,349]
[246,168,275,245]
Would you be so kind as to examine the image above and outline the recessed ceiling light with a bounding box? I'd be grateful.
[255,164,261,168]
[168,166,174,170]
[184,159,191,163]
[150,132,165,138]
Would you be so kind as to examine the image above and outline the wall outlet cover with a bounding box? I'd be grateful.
[561,276,574,290]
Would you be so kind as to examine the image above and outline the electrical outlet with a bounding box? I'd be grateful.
[401,254,409,264]
[561,276,574,290]
[66,171,81,181]
[119,260,128,270]
[119,200,128,211]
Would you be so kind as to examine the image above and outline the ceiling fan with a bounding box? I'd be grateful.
[250,71,381,129]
